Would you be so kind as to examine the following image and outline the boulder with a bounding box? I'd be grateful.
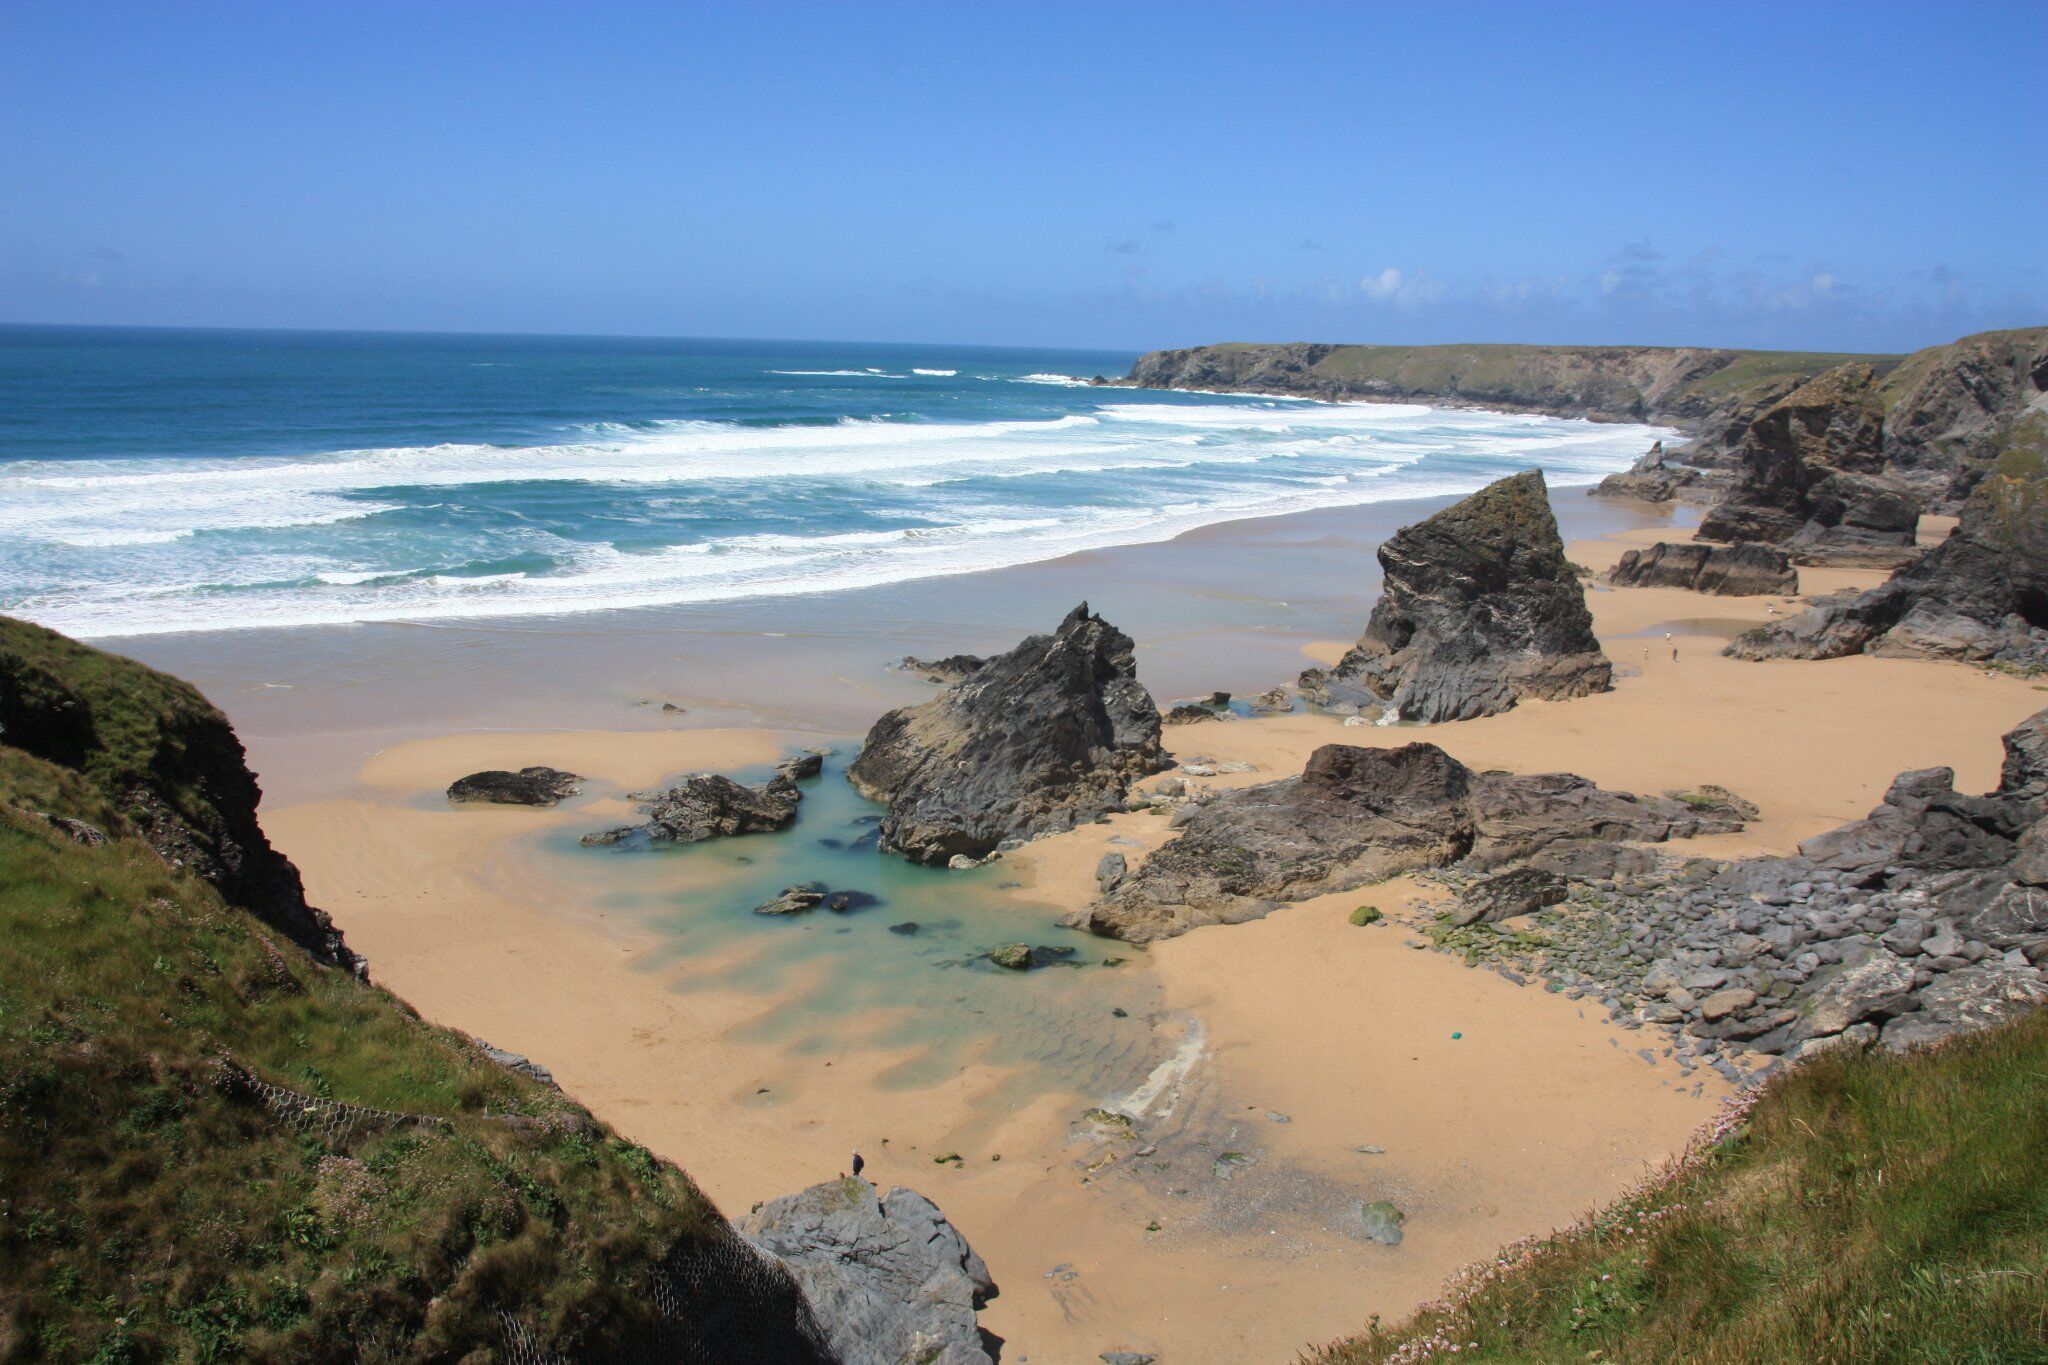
[1298,471,1611,722]
[1795,948,1916,1040]
[634,773,802,843]
[1095,852,1128,892]
[739,1178,996,1365]
[1452,867,1569,925]
[1726,412,2048,667]
[849,604,1169,864]
[446,766,582,807]
[1606,541,1796,596]
[1246,685,1295,715]
[1072,743,1747,942]
[1163,703,1221,725]
[1878,963,2048,1051]
[756,885,826,916]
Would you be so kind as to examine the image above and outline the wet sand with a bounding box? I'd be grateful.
[238,493,2048,1361]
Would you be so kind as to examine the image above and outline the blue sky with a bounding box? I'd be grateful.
[3,1,2042,353]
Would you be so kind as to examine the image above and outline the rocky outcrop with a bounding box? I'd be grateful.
[739,1177,996,1365]
[1589,440,1715,503]
[1878,325,2048,503]
[1406,707,2048,1070]
[1726,419,2048,667]
[601,772,803,844]
[446,766,581,806]
[1071,742,1749,942]
[848,604,1169,864]
[1298,471,1612,722]
[1607,542,1797,596]
[0,614,360,973]
[1695,364,1927,566]
[898,654,988,684]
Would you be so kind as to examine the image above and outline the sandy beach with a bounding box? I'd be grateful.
[243,493,2047,1362]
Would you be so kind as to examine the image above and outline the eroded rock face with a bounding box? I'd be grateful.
[898,654,988,685]
[849,604,1169,864]
[1590,441,1712,503]
[739,1178,996,1365]
[1070,742,1748,942]
[1880,325,2048,503]
[1695,364,1925,566]
[446,766,582,806]
[1726,422,2048,667]
[1606,541,1797,596]
[1298,471,1611,723]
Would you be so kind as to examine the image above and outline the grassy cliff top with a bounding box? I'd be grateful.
[0,650,738,1358]
[1310,1008,2048,1363]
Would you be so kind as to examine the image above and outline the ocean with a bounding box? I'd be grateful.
[0,325,1673,638]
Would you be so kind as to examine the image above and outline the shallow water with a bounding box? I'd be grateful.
[541,744,1167,1101]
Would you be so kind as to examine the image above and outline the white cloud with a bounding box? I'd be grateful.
[1361,267,1405,300]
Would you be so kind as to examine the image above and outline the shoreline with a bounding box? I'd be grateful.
[245,489,2048,1360]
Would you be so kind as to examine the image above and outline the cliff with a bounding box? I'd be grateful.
[0,619,983,1361]
[1113,328,2048,514]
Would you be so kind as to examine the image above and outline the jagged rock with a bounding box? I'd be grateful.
[739,1178,996,1365]
[1606,541,1797,596]
[756,885,826,916]
[777,752,826,780]
[1727,417,2048,667]
[1879,325,2048,503]
[989,942,1032,970]
[1452,867,1569,925]
[1164,703,1222,725]
[849,604,1169,864]
[579,826,634,847]
[1072,743,1746,942]
[1695,363,1923,563]
[899,654,988,685]
[36,812,108,846]
[446,766,582,806]
[1096,852,1128,892]
[634,773,802,843]
[1298,472,1611,722]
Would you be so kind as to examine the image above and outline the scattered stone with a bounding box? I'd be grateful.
[888,921,920,936]
[1358,1201,1406,1246]
[447,766,581,806]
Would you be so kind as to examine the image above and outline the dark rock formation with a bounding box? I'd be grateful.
[988,942,1076,970]
[739,1177,996,1365]
[635,773,802,843]
[1606,542,1797,596]
[1298,471,1612,722]
[446,766,582,806]
[898,654,988,685]
[1726,422,2048,667]
[1072,742,1748,941]
[848,604,1169,864]
[0,614,360,973]
[1163,703,1221,725]
[1246,685,1295,715]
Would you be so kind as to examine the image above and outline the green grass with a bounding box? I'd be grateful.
[1307,1008,2048,1364]
[0,746,726,1361]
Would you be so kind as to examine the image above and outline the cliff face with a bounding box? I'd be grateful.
[1116,328,2048,518]
[1115,341,1881,461]
[0,614,360,972]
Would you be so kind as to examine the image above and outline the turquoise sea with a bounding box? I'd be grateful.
[0,325,1672,638]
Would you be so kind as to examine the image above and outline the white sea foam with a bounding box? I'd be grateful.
[912,368,957,376]
[1012,372,1092,387]
[1,397,1672,637]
